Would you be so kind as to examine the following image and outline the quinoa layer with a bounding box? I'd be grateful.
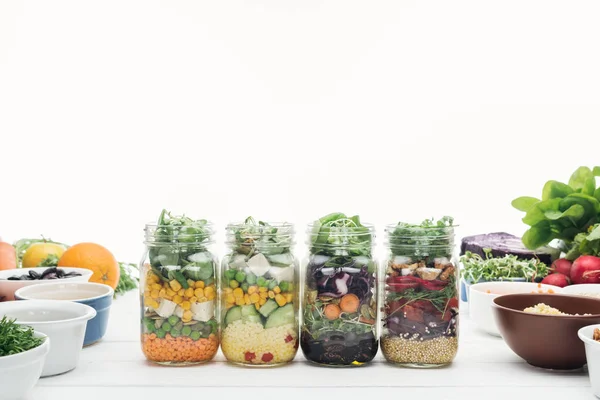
[221,320,298,364]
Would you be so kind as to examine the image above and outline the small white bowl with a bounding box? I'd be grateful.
[469,281,563,336]
[0,267,93,301]
[0,331,50,400]
[563,284,600,298]
[578,324,600,398]
[0,300,96,376]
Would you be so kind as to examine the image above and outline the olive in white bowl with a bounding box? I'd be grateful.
[0,267,92,301]
[0,323,50,400]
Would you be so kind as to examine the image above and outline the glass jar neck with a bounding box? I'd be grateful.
[144,223,214,246]
[224,221,295,254]
[306,223,375,256]
[384,224,455,258]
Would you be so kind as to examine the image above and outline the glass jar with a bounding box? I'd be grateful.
[380,218,459,367]
[139,210,219,365]
[301,213,378,367]
[220,217,299,366]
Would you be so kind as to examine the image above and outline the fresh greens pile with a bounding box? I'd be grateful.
[460,249,548,283]
[513,166,600,250]
[0,316,44,357]
[115,262,139,296]
[229,216,292,256]
[566,223,600,261]
[148,209,214,284]
[388,216,454,257]
[309,212,372,256]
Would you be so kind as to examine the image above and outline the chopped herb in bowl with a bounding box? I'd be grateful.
[0,316,44,357]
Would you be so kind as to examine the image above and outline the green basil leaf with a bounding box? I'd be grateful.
[594,166,600,177]
[569,166,594,191]
[542,181,574,200]
[587,224,600,241]
[544,204,585,223]
[512,196,540,212]
[522,221,553,249]
[582,177,597,196]
[522,199,561,226]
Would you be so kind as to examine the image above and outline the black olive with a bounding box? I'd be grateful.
[29,270,41,279]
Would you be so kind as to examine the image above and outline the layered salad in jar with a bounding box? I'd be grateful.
[381,217,459,367]
[301,213,378,366]
[141,210,219,365]
[221,217,298,366]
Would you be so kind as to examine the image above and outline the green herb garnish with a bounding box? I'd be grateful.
[0,316,44,357]
[460,249,548,283]
[388,216,454,258]
[229,217,292,256]
[309,212,372,257]
[115,262,139,297]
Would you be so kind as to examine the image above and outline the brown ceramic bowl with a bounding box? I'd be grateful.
[492,293,600,370]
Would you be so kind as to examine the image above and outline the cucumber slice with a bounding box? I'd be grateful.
[265,253,294,267]
[259,299,278,318]
[243,314,263,325]
[224,306,242,327]
[265,304,294,329]
[241,304,259,317]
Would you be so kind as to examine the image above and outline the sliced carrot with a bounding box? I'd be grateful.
[324,304,341,320]
[339,293,360,313]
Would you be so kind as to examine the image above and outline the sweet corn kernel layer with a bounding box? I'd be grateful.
[221,320,297,364]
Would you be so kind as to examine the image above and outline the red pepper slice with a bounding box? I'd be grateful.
[244,351,256,362]
[421,279,449,291]
[284,334,294,343]
[261,352,274,362]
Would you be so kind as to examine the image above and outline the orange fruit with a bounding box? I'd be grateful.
[58,243,120,289]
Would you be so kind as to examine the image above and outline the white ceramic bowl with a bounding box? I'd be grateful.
[0,267,93,301]
[15,282,114,347]
[469,281,563,336]
[0,300,96,376]
[0,331,50,400]
[578,324,600,398]
[563,284,600,298]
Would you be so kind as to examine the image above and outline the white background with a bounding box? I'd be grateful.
[1,0,600,263]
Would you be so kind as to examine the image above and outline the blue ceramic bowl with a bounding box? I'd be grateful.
[14,282,113,346]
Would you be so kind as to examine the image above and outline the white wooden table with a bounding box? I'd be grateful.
[27,292,595,400]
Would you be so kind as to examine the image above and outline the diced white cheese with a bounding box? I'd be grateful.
[247,253,271,277]
[229,254,248,269]
[416,267,442,280]
[393,256,412,265]
[268,266,294,282]
[191,301,214,322]
[155,299,177,318]
[188,252,212,263]
[174,305,184,319]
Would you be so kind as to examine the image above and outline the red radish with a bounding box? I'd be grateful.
[541,273,570,288]
[571,256,600,284]
[551,258,573,277]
